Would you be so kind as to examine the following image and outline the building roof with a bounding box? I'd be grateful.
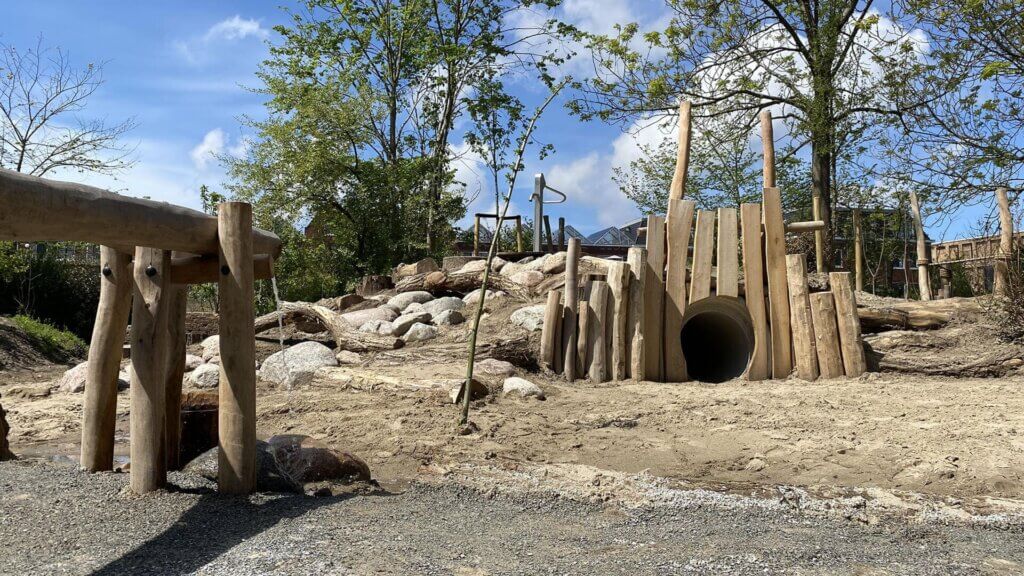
[586,226,634,246]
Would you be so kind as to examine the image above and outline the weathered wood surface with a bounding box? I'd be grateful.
[664,199,695,382]
[606,261,630,381]
[164,284,188,471]
[740,204,770,381]
[587,281,610,382]
[716,207,738,297]
[170,254,274,284]
[909,190,932,301]
[830,272,867,377]
[81,247,133,472]
[689,209,715,304]
[540,290,562,371]
[643,215,666,381]
[576,288,591,378]
[995,186,1013,296]
[626,247,647,380]
[812,195,824,272]
[853,209,864,292]
[760,110,776,188]
[562,238,581,381]
[809,292,844,379]
[856,298,982,331]
[0,167,281,257]
[763,187,792,378]
[786,254,819,381]
[129,247,172,494]
[669,101,692,200]
[268,302,404,351]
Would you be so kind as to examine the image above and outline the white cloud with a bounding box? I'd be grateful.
[174,15,269,64]
[190,128,248,170]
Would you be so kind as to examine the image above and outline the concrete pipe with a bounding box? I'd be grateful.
[678,296,755,383]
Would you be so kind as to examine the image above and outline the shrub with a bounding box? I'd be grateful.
[12,315,87,359]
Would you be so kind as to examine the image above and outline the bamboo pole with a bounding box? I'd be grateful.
[786,254,819,381]
[909,190,932,301]
[217,202,257,495]
[562,237,581,381]
[829,272,867,377]
[740,203,770,381]
[995,186,1013,296]
[81,247,133,472]
[626,247,647,380]
[164,284,187,471]
[664,199,695,382]
[643,215,666,381]
[763,187,793,378]
[129,247,172,494]
[809,292,844,379]
[853,209,864,292]
[607,261,630,381]
[669,101,692,200]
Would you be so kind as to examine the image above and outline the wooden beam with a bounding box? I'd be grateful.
[170,254,274,284]
[562,238,581,381]
[606,261,630,381]
[812,195,824,272]
[669,101,692,200]
[716,207,739,297]
[689,210,715,303]
[995,186,1013,296]
[830,272,867,376]
[0,167,281,257]
[129,247,172,494]
[809,292,844,379]
[764,187,793,378]
[664,199,695,382]
[164,284,187,471]
[786,254,819,381]
[626,247,647,380]
[587,281,610,382]
[643,215,666,381]
[785,220,826,233]
[217,202,257,495]
[540,290,562,371]
[81,247,133,472]
[740,204,770,381]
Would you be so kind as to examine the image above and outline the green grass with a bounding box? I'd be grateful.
[12,315,87,359]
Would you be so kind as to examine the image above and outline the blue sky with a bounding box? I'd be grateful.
[2,1,997,241]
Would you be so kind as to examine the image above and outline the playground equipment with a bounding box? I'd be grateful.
[539,105,867,383]
[0,168,280,494]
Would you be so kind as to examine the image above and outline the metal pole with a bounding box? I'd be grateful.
[533,174,544,252]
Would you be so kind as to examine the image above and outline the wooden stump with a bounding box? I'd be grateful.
[81,247,133,472]
[642,215,666,381]
[626,247,647,380]
[764,187,793,378]
[786,254,819,381]
[164,284,188,471]
[809,292,844,379]
[607,261,630,381]
[217,202,257,495]
[716,208,739,297]
[587,281,610,382]
[562,238,581,381]
[689,209,715,304]
[129,247,172,494]
[740,204,770,381]
[540,290,563,372]
[829,272,867,377]
[664,199,695,382]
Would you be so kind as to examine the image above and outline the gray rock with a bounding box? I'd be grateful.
[187,363,221,389]
[524,254,551,272]
[445,378,489,404]
[56,362,128,394]
[200,335,219,361]
[392,311,432,336]
[267,434,371,483]
[392,258,439,282]
[260,341,338,388]
[476,358,515,377]
[183,441,301,493]
[509,269,544,288]
[433,309,465,326]
[403,302,425,314]
[511,304,546,332]
[388,291,434,310]
[499,262,526,277]
[422,296,464,317]
[542,251,567,274]
[463,289,505,306]
[341,305,398,327]
[502,377,545,400]
[184,354,204,371]
[403,323,438,342]
[358,319,393,335]
[442,255,479,271]
[336,350,362,365]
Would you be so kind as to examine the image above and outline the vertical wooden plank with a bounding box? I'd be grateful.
[853,208,864,292]
[760,109,776,188]
[587,281,610,382]
[129,247,172,494]
[540,289,562,371]
[577,280,591,378]
[995,186,1012,296]
[740,204,770,381]
[664,199,695,382]
[786,254,819,381]
[562,238,581,381]
[809,292,844,379]
[81,247,133,472]
[669,101,692,200]
[716,207,739,297]
[763,186,793,378]
[689,209,715,304]
[642,215,666,381]
[164,284,188,471]
[626,247,647,380]
[217,201,257,495]
[606,261,630,381]
[830,272,867,377]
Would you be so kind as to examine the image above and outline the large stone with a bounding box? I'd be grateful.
[463,289,505,307]
[524,253,552,272]
[183,441,302,493]
[393,258,439,282]
[443,255,479,272]
[392,311,432,336]
[184,354,204,371]
[388,291,434,310]
[358,319,394,336]
[316,293,365,312]
[499,262,526,277]
[267,434,371,483]
[260,341,338,388]
[475,358,515,377]
[509,270,544,288]
[340,305,398,327]
[403,323,438,343]
[200,335,220,361]
[434,309,465,326]
[502,377,545,400]
[445,378,489,404]
[56,361,128,394]
[422,296,464,317]
[510,304,546,332]
[187,363,221,389]
[336,350,362,365]
[542,251,567,274]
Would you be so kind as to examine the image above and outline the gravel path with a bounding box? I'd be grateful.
[2,461,1024,575]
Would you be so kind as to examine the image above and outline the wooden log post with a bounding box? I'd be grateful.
[129,247,172,494]
[853,209,864,292]
[740,204,770,381]
[562,238,581,381]
[81,247,133,472]
[514,216,523,253]
[809,292,844,379]
[995,186,1013,297]
[558,217,565,251]
[607,261,630,381]
[689,209,715,303]
[786,254,819,381]
[164,284,188,471]
[543,215,554,253]
[643,215,666,381]
[217,202,257,495]
[812,195,825,272]
[664,199,695,382]
[829,272,867,377]
[763,187,793,378]
[716,207,739,297]
[909,190,932,301]
[540,290,563,371]
[669,101,692,200]
[626,247,647,380]
[760,110,776,188]
[474,215,481,257]
[587,281,610,382]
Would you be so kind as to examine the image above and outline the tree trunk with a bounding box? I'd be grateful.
[811,141,833,272]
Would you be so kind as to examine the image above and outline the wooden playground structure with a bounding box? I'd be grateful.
[540,105,868,384]
[0,168,280,495]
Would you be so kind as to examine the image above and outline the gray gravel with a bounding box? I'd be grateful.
[1,460,1023,575]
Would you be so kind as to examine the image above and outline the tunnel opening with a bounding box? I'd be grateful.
[679,296,755,383]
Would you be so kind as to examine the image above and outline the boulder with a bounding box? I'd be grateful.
[422,296,464,317]
[358,319,394,336]
[392,311,432,337]
[463,289,505,307]
[446,378,489,404]
[200,335,220,361]
[542,251,567,274]
[388,291,434,310]
[187,363,221,389]
[336,350,362,365]
[509,270,544,288]
[393,258,439,282]
[434,309,465,326]
[56,362,129,394]
[184,354,204,371]
[476,358,516,377]
[403,323,438,343]
[183,441,302,493]
[340,305,398,327]
[315,293,365,312]
[442,255,479,272]
[458,259,487,274]
[511,304,546,332]
[403,302,425,314]
[267,434,371,483]
[524,253,551,272]
[500,262,526,277]
[502,377,545,400]
[260,341,339,388]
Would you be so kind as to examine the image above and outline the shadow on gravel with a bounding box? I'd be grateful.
[90,488,386,575]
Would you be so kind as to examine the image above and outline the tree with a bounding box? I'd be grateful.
[564,0,926,269]
[0,37,134,176]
